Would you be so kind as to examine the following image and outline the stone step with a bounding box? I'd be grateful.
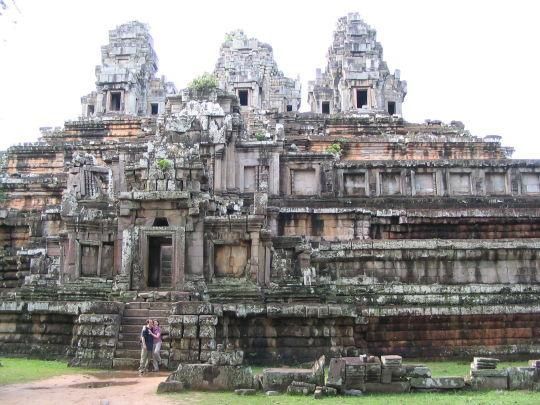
[125,302,174,309]
[112,357,172,370]
[119,324,170,334]
[117,341,170,350]
[115,348,170,359]
[118,328,171,341]
[121,316,168,325]
[112,358,139,369]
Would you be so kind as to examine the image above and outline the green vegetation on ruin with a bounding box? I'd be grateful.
[0,358,98,385]
[156,158,173,172]
[188,72,218,92]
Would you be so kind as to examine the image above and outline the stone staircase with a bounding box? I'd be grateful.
[113,301,173,370]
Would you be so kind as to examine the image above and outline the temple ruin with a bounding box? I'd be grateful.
[1,14,540,370]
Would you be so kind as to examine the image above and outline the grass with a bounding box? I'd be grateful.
[0,358,97,385]
[167,390,540,405]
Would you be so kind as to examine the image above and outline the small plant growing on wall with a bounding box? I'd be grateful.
[156,158,172,172]
[255,131,266,141]
[188,73,218,92]
[326,143,342,157]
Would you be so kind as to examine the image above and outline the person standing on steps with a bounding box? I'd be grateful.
[138,319,154,375]
[150,319,162,372]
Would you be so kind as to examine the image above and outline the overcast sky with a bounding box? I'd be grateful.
[1,0,539,157]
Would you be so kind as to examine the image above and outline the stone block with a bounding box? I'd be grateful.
[364,381,410,393]
[470,376,508,390]
[343,389,363,396]
[166,364,254,391]
[235,389,256,395]
[470,368,509,378]
[183,325,198,338]
[410,377,465,390]
[172,302,212,315]
[403,365,431,378]
[209,349,244,366]
[156,381,184,393]
[508,367,537,390]
[287,381,316,395]
[381,367,392,384]
[199,325,216,338]
[199,315,218,325]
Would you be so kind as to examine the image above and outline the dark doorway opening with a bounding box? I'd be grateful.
[286,104,293,112]
[87,105,95,116]
[388,101,396,115]
[110,92,121,111]
[356,89,368,108]
[322,101,330,114]
[238,90,249,106]
[150,103,159,115]
[153,217,169,227]
[148,236,172,288]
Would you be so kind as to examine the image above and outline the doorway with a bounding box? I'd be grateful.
[147,236,172,288]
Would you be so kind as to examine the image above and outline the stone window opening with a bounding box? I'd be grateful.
[150,103,159,115]
[87,105,95,116]
[522,173,540,194]
[286,104,293,112]
[238,90,249,106]
[322,101,330,114]
[110,92,121,111]
[356,89,368,108]
[388,101,396,115]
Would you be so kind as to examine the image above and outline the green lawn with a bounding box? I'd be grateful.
[0,358,97,385]
[167,390,540,405]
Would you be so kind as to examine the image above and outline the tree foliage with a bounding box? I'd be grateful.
[188,73,218,92]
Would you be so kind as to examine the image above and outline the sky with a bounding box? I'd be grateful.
[0,0,539,157]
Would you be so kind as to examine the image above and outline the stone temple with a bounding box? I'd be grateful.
[1,14,540,369]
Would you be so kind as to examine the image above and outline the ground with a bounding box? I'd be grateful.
[2,358,540,404]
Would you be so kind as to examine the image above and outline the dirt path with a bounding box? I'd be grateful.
[0,371,188,405]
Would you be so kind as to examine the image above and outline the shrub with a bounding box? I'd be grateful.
[156,158,172,172]
[326,143,342,156]
[254,131,266,141]
[188,73,218,92]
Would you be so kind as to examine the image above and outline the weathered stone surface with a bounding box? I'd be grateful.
[470,376,508,391]
[508,367,537,390]
[156,381,184,393]
[263,356,325,392]
[410,377,465,390]
[364,381,410,393]
[234,389,256,396]
[166,364,254,391]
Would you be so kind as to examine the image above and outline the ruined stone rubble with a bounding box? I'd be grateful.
[1,15,540,371]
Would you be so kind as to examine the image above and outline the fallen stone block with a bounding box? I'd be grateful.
[166,363,254,391]
[411,377,465,390]
[262,355,325,392]
[381,355,402,366]
[470,376,508,391]
[508,367,537,390]
[287,381,316,395]
[364,381,410,393]
[403,365,431,378]
[265,391,279,396]
[313,387,323,399]
[156,381,184,393]
[343,389,363,396]
[234,389,256,396]
[470,368,508,378]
